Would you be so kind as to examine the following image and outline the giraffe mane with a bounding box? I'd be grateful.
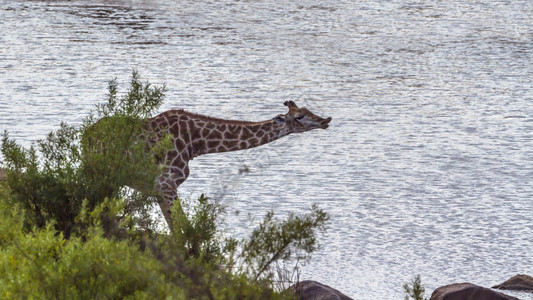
[168,109,272,125]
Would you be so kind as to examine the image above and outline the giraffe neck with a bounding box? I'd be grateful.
[190,118,289,157]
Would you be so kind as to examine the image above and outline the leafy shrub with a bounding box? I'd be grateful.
[404,275,428,300]
[242,205,329,282]
[170,194,232,263]
[0,195,184,299]
[1,71,168,238]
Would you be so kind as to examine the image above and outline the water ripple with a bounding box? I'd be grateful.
[1,0,532,298]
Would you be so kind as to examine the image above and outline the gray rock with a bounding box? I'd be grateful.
[291,280,353,300]
[492,274,533,292]
[429,283,518,300]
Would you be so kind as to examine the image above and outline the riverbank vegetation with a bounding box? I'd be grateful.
[0,72,329,299]
[403,275,428,300]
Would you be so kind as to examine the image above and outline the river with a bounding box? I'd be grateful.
[1,0,532,298]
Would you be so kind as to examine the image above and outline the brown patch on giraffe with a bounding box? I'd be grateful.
[260,123,273,132]
[152,117,166,128]
[170,122,180,133]
[167,115,179,123]
[180,151,190,162]
[178,121,188,136]
[249,138,259,146]
[187,119,196,129]
[175,139,186,150]
[224,131,238,139]
[194,140,206,152]
[166,150,178,161]
[240,141,248,148]
[191,128,201,141]
[208,140,221,149]
[207,130,222,140]
[261,136,272,144]
[224,140,239,149]
[172,158,187,169]
[170,167,183,175]
[202,128,211,137]
[160,181,172,190]
[240,126,253,138]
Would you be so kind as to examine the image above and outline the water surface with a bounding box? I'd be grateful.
[1,0,532,298]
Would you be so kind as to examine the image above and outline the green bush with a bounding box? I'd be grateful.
[0,195,184,299]
[404,275,428,300]
[242,205,329,282]
[0,71,329,299]
[170,194,231,263]
[1,70,168,238]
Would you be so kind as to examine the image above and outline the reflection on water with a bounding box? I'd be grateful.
[1,0,532,298]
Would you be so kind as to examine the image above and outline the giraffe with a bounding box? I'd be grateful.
[145,100,331,228]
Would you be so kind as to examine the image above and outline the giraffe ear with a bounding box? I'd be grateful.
[283,101,298,108]
[274,115,286,124]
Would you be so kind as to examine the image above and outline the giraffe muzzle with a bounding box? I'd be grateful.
[320,117,332,129]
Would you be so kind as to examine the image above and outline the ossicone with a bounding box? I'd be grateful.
[283,101,298,108]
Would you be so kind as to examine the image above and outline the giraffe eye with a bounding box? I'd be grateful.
[296,115,305,120]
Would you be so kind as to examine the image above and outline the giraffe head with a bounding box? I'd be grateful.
[273,101,332,133]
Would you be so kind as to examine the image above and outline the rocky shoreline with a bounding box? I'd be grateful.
[493,274,533,292]
[291,275,533,300]
[428,275,533,300]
